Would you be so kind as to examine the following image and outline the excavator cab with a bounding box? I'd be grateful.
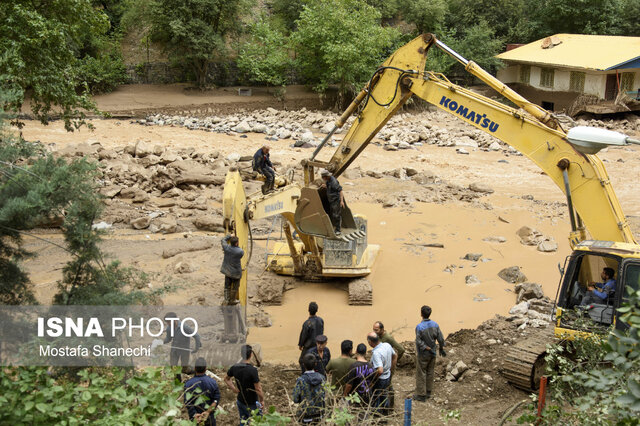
[555,242,640,336]
[294,186,361,240]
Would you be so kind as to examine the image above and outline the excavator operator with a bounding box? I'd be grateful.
[581,267,617,305]
[253,145,276,193]
[320,169,345,236]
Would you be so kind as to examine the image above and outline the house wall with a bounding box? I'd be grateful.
[497,64,640,111]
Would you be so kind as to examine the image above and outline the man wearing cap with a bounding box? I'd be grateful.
[308,335,331,378]
[253,145,276,193]
[320,169,344,236]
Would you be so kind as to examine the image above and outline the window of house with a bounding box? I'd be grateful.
[569,71,585,93]
[540,68,554,88]
[519,65,531,84]
[621,72,635,93]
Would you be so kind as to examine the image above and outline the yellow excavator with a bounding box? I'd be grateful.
[223,33,640,389]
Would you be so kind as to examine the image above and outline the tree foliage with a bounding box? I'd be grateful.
[0,0,127,131]
[398,0,447,34]
[237,16,292,88]
[0,367,189,425]
[150,0,251,88]
[291,0,400,102]
[0,111,149,306]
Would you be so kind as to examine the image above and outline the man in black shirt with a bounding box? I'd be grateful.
[320,169,344,236]
[225,345,264,424]
[298,302,324,372]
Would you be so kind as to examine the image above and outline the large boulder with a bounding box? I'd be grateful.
[515,282,544,302]
[498,266,528,283]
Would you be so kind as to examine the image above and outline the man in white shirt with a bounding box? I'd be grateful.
[367,332,397,415]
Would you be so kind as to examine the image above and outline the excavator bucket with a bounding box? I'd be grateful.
[294,187,360,240]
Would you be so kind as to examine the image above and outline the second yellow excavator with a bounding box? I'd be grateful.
[224,33,640,389]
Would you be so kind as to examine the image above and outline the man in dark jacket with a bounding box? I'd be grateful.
[308,335,331,378]
[163,312,202,380]
[320,169,344,236]
[184,357,220,425]
[293,353,326,423]
[220,235,244,304]
[253,145,276,193]
[298,302,324,372]
[220,235,246,341]
[414,305,446,401]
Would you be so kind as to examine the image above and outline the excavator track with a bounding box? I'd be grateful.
[502,335,550,391]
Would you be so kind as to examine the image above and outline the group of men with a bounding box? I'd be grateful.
[294,302,446,422]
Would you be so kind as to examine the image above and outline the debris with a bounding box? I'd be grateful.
[130,216,151,230]
[537,241,558,252]
[463,253,483,261]
[465,275,481,285]
[469,183,494,194]
[161,239,215,259]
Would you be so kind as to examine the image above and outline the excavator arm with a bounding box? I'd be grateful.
[310,34,636,246]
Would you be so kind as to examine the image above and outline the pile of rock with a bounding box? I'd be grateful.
[446,360,469,382]
[516,226,558,253]
[139,107,515,152]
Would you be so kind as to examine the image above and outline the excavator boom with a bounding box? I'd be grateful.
[314,34,636,246]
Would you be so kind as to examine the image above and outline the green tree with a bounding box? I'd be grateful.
[398,0,447,34]
[237,16,292,88]
[268,0,308,30]
[150,0,251,88]
[364,0,401,20]
[291,0,400,103]
[0,1,116,130]
[444,0,534,42]
[0,109,149,305]
[527,0,624,39]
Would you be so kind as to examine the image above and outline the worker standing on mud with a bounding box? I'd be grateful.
[320,169,344,236]
[225,344,265,423]
[293,353,326,424]
[325,340,355,393]
[184,357,220,425]
[367,332,396,415]
[253,145,276,193]
[373,321,404,411]
[308,335,331,378]
[298,302,324,372]
[414,305,446,402]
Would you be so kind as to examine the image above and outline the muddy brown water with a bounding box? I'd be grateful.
[250,200,570,363]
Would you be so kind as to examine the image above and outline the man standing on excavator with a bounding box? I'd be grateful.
[220,235,245,341]
[253,145,276,193]
[320,169,344,236]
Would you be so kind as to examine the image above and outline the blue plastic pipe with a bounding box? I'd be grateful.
[404,398,412,426]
